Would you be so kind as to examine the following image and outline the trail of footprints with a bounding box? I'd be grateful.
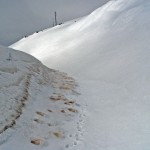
[0,61,86,148]
[65,107,86,149]
[30,93,85,149]
[0,66,85,148]
[0,73,32,134]
[30,75,86,149]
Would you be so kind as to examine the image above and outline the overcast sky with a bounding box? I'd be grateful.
[0,0,110,46]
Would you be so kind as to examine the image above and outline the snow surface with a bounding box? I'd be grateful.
[0,46,85,150]
[11,0,150,149]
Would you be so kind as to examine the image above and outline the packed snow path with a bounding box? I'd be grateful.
[0,47,86,150]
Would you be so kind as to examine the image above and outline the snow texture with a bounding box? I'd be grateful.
[0,46,84,150]
[11,0,150,149]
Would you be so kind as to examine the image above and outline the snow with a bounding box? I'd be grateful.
[10,0,150,150]
[0,46,85,149]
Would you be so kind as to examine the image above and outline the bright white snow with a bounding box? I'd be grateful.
[11,0,150,150]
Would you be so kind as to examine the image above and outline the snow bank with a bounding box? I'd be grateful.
[11,0,150,80]
[0,46,83,150]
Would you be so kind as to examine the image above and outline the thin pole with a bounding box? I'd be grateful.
[55,11,57,26]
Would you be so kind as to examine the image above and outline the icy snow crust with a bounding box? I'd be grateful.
[11,0,150,150]
[0,46,85,150]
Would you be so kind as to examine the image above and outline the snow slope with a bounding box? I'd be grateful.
[11,0,150,149]
[0,46,84,150]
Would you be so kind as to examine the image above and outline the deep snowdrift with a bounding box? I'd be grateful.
[0,46,84,150]
[11,0,150,149]
[11,0,150,80]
